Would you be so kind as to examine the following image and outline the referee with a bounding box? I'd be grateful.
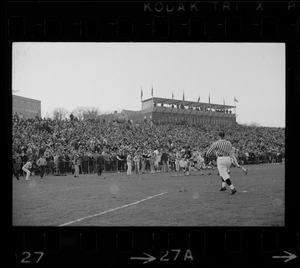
[206,131,237,195]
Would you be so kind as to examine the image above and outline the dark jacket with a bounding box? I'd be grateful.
[96,155,104,168]
[161,152,169,162]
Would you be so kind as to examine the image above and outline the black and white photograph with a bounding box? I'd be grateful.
[12,42,285,226]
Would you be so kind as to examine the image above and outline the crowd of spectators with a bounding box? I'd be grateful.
[12,113,285,177]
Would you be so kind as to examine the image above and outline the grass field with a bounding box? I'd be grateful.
[12,164,284,227]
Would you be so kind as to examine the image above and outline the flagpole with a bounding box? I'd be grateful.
[234,98,237,122]
[151,85,154,107]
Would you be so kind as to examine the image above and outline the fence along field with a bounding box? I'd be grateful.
[12,163,284,226]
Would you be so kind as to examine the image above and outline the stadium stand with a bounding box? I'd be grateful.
[12,113,285,176]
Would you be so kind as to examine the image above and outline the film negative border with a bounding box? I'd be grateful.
[5,1,300,41]
[5,1,300,268]
[11,228,300,266]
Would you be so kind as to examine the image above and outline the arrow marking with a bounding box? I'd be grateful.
[131,252,156,264]
[272,251,297,263]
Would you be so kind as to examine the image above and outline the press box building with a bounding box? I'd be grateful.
[141,97,236,125]
[13,95,41,118]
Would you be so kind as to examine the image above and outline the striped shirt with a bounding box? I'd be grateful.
[206,139,232,157]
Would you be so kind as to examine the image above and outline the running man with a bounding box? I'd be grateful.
[22,159,33,181]
[193,150,206,175]
[206,131,237,195]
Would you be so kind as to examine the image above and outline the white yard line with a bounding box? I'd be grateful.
[59,192,168,226]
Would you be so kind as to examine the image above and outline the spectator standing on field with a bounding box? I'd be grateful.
[117,150,126,172]
[73,151,81,178]
[59,152,66,176]
[111,151,118,172]
[88,151,94,173]
[161,149,169,172]
[175,150,181,172]
[82,152,89,174]
[37,155,47,179]
[79,152,84,174]
[141,150,147,174]
[12,153,20,180]
[126,151,132,175]
[145,150,151,171]
[15,153,22,177]
[133,150,141,174]
[54,153,60,175]
[103,151,111,172]
[65,153,71,174]
[150,150,156,174]
[169,150,176,172]
[156,150,162,172]
[96,152,104,177]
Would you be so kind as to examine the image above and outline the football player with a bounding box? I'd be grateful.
[230,142,247,175]
[182,146,193,176]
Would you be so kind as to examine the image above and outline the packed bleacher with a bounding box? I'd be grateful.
[12,113,285,177]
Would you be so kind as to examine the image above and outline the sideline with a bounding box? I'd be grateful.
[59,192,168,226]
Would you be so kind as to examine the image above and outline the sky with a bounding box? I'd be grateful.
[12,42,285,127]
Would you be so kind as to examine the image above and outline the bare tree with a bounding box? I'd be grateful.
[249,121,260,127]
[83,107,99,120]
[53,107,70,120]
[71,106,87,120]
[41,110,52,119]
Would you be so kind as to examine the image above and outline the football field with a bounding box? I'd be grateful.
[12,164,284,226]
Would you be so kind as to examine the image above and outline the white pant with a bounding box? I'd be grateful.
[196,159,205,169]
[231,156,240,167]
[175,159,180,171]
[22,167,31,180]
[127,162,132,175]
[74,164,80,177]
[217,156,231,180]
